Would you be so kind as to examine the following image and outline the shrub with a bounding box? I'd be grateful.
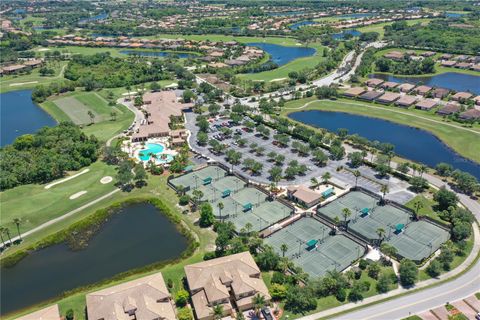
[175,289,190,307]
[179,195,190,206]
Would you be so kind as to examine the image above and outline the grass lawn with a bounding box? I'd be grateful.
[2,173,217,320]
[281,98,480,163]
[401,316,423,320]
[238,43,326,82]
[144,34,301,46]
[0,161,117,236]
[41,90,134,142]
[357,19,432,39]
[418,234,474,281]
[405,195,449,225]
[280,266,397,319]
[0,61,68,93]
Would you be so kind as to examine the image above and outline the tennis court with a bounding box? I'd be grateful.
[386,220,450,262]
[170,166,228,190]
[171,166,292,232]
[265,217,364,277]
[318,190,411,241]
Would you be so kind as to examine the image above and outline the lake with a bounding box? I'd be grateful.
[336,13,375,19]
[289,110,480,179]
[0,90,57,147]
[268,10,307,16]
[79,12,108,24]
[369,73,480,95]
[246,43,316,66]
[290,21,317,30]
[120,50,199,59]
[445,12,466,18]
[0,203,188,315]
[332,29,362,40]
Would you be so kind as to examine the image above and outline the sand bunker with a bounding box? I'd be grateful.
[100,176,113,184]
[69,191,87,200]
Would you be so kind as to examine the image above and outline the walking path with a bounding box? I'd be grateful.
[106,98,145,147]
[44,169,90,189]
[1,189,120,248]
[299,225,480,320]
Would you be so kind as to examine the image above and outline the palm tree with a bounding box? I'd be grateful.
[353,170,361,188]
[322,172,331,186]
[361,150,368,162]
[342,208,352,231]
[280,243,288,257]
[245,222,253,234]
[413,200,423,221]
[217,202,224,221]
[370,149,377,163]
[310,177,319,190]
[252,294,267,317]
[410,163,418,176]
[87,110,95,124]
[212,305,224,320]
[0,227,6,248]
[419,164,428,178]
[4,227,12,246]
[13,218,22,241]
[380,184,389,203]
[333,216,340,229]
[376,227,385,244]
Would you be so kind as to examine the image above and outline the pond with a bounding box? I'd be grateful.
[0,90,57,147]
[0,203,188,315]
[332,29,362,40]
[289,21,317,30]
[120,50,199,59]
[289,110,480,179]
[79,12,108,24]
[369,73,480,95]
[336,13,375,19]
[246,42,316,66]
[445,12,466,18]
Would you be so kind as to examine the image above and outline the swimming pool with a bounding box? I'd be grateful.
[138,143,174,164]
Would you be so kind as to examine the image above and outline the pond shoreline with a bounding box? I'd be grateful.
[0,198,199,317]
[286,108,480,178]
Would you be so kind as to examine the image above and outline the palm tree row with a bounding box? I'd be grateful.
[0,218,23,249]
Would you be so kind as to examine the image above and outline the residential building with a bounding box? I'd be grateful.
[397,83,415,93]
[437,103,461,115]
[415,99,437,110]
[432,88,450,99]
[451,92,473,101]
[86,272,176,320]
[413,85,432,96]
[377,92,400,104]
[459,109,480,120]
[365,78,384,87]
[359,91,382,101]
[343,87,366,97]
[395,95,417,108]
[184,252,270,320]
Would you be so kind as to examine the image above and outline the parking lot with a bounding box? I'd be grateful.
[185,112,416,204]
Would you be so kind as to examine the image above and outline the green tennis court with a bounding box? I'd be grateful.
[170,165,228,190]
[212,175,245,193]
[232,187,266,206]
[265,217,364,277]
[386,220,450,262]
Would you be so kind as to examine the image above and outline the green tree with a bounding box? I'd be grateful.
[199,203,215,227]
[252,294,267,317]
[399,259,418,287]
[376,273,391,293]
[353,170,361,188]
[217,202,224,222]
[212,305,224,320]
[342,208,352,230]
[348,152,363,168]
[133,163,148,187]
[280,243,288,257]
[426,259,442,278]
[13,218,22,241]
[175,289,190,307]
[433,187,458,211]
[376,227,385,244]
[322,172,331,185]
[270,283,287,301]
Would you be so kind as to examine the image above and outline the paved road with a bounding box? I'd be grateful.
[106,98,145,147]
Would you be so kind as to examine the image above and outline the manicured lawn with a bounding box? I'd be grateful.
[41,90,134,142]
[401,316,423,320]
[282,98,480,163]
[238,44,326,82]
[0,161,117,236]
[357,19,432,39]
[405,195,449,225]
[3,173,217,320]
[0,61,68,93]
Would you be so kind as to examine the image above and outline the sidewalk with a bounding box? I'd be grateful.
[297,224,480,320]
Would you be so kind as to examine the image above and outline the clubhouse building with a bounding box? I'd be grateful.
[132,90,192,143]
